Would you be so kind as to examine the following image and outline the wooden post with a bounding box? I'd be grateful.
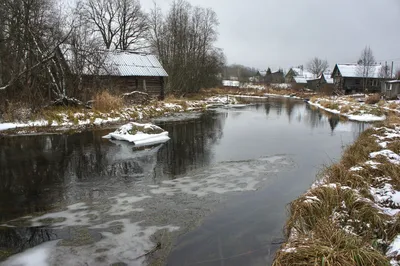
[160,77,165,100]
[143,79,147,92]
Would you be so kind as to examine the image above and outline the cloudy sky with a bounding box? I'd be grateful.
[142,0,400,71]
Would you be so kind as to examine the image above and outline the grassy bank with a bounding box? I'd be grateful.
[1,87,296,135]
[273,116,400,265]
[309,94,400,122]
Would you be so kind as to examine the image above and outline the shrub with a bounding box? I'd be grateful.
[93,91,123,112]
[389,102,398,110]
[274,220,389,266]
[365,94,381,105]
[340,105,352,114]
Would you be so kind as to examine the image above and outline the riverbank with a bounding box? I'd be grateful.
[273,115,400,265]
[3,88,398,135]
[0,100,206,135]
[0,88,294,135]
[308,95,400,122]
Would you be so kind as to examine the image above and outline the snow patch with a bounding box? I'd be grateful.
[370,150,400,165]
[2,240,60,266]
[103,122,170,147]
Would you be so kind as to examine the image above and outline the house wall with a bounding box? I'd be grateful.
[382,83,400,99]
[340,77,382,94]
[79,76,165,101]
[307,79,320,91]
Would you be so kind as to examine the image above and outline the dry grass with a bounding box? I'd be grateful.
[389,102,398,110]
[388,214,400,241]
[93,91,123,112]
[325,163,369,191]
[274,125,400,265]
[386,114,400,125]
[365,94,381,105]
[320,100,340,110]
[285,185,387,238]
[340,104,353,113]
[274,220,389,266]
[341,128,380,168]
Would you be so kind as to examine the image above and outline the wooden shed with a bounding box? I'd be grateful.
[382,80,400,100]
[59,45,168,100]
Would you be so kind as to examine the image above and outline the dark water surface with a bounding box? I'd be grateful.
[0,99,366,266]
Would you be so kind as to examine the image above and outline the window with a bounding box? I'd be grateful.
[355,79,360,85]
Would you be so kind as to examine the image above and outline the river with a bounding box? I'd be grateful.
[0,98,366,266]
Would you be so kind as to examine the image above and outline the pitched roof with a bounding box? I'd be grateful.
[59,44,168,77]
[291,67,316,80]
[334,64,382,79]
[322,74,334,84]
[294,76,308,84]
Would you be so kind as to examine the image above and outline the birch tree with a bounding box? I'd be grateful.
[357,46,376,91]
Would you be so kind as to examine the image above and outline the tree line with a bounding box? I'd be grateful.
[0,0,225,110]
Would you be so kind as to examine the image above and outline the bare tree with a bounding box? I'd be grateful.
[357,46,376,91]
[79,0,148,50]
[149,0,225,95]
[115,0,148,51]
[306,57,329,77]
[379,63,392,78]
[0,0,73,107]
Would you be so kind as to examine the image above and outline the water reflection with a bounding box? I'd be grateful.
[0,99,367,264]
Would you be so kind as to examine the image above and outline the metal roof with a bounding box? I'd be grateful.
[59,44,168,77]
[104,52,168,77]
[335,64,382,79]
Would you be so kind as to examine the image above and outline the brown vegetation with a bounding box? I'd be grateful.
[274,122,400,265]
[92,91,123,112]
[365,94,381,104]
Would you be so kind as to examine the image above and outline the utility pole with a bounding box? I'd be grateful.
[391,61,394,78]
[385,61,388,78]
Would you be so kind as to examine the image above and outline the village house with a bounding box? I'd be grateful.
[307,73,334,93]
[381,80,400,99]
[331,64,385,94]
[58,45,168,100]
[285,67,316,83]
[254,69,284,84]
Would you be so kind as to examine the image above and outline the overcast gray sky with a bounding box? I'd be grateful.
[142,0,400,71]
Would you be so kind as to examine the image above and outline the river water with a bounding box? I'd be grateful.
[0,98,366,266]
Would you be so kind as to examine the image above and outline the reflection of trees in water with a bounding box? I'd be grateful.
[157,112,227,177]
[285,99,303,122]
[0,135,74,222]
[303,104,325,128]
[0,112,226,221]
[328,116,340,132]
[0,227,57,255]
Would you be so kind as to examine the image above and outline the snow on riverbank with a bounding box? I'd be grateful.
[308,97,386,122]
[103,122,170,147]
[0,101,205,133]
[275,125,400,265]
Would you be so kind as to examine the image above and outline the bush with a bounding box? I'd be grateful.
[365,94,381,104]
[93,91,123,112]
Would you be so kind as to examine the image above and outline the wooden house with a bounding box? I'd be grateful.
[382,80,400,99]
[58,45,168,100]
[285,67,315,83]
[331,64,384,94]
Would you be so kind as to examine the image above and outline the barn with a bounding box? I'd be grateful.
[58,45,168,100]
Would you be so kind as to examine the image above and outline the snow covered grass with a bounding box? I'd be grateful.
[103,122,170,147]
[273,122,400,265]
[309,96,387,122]
[0,100,206,133]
